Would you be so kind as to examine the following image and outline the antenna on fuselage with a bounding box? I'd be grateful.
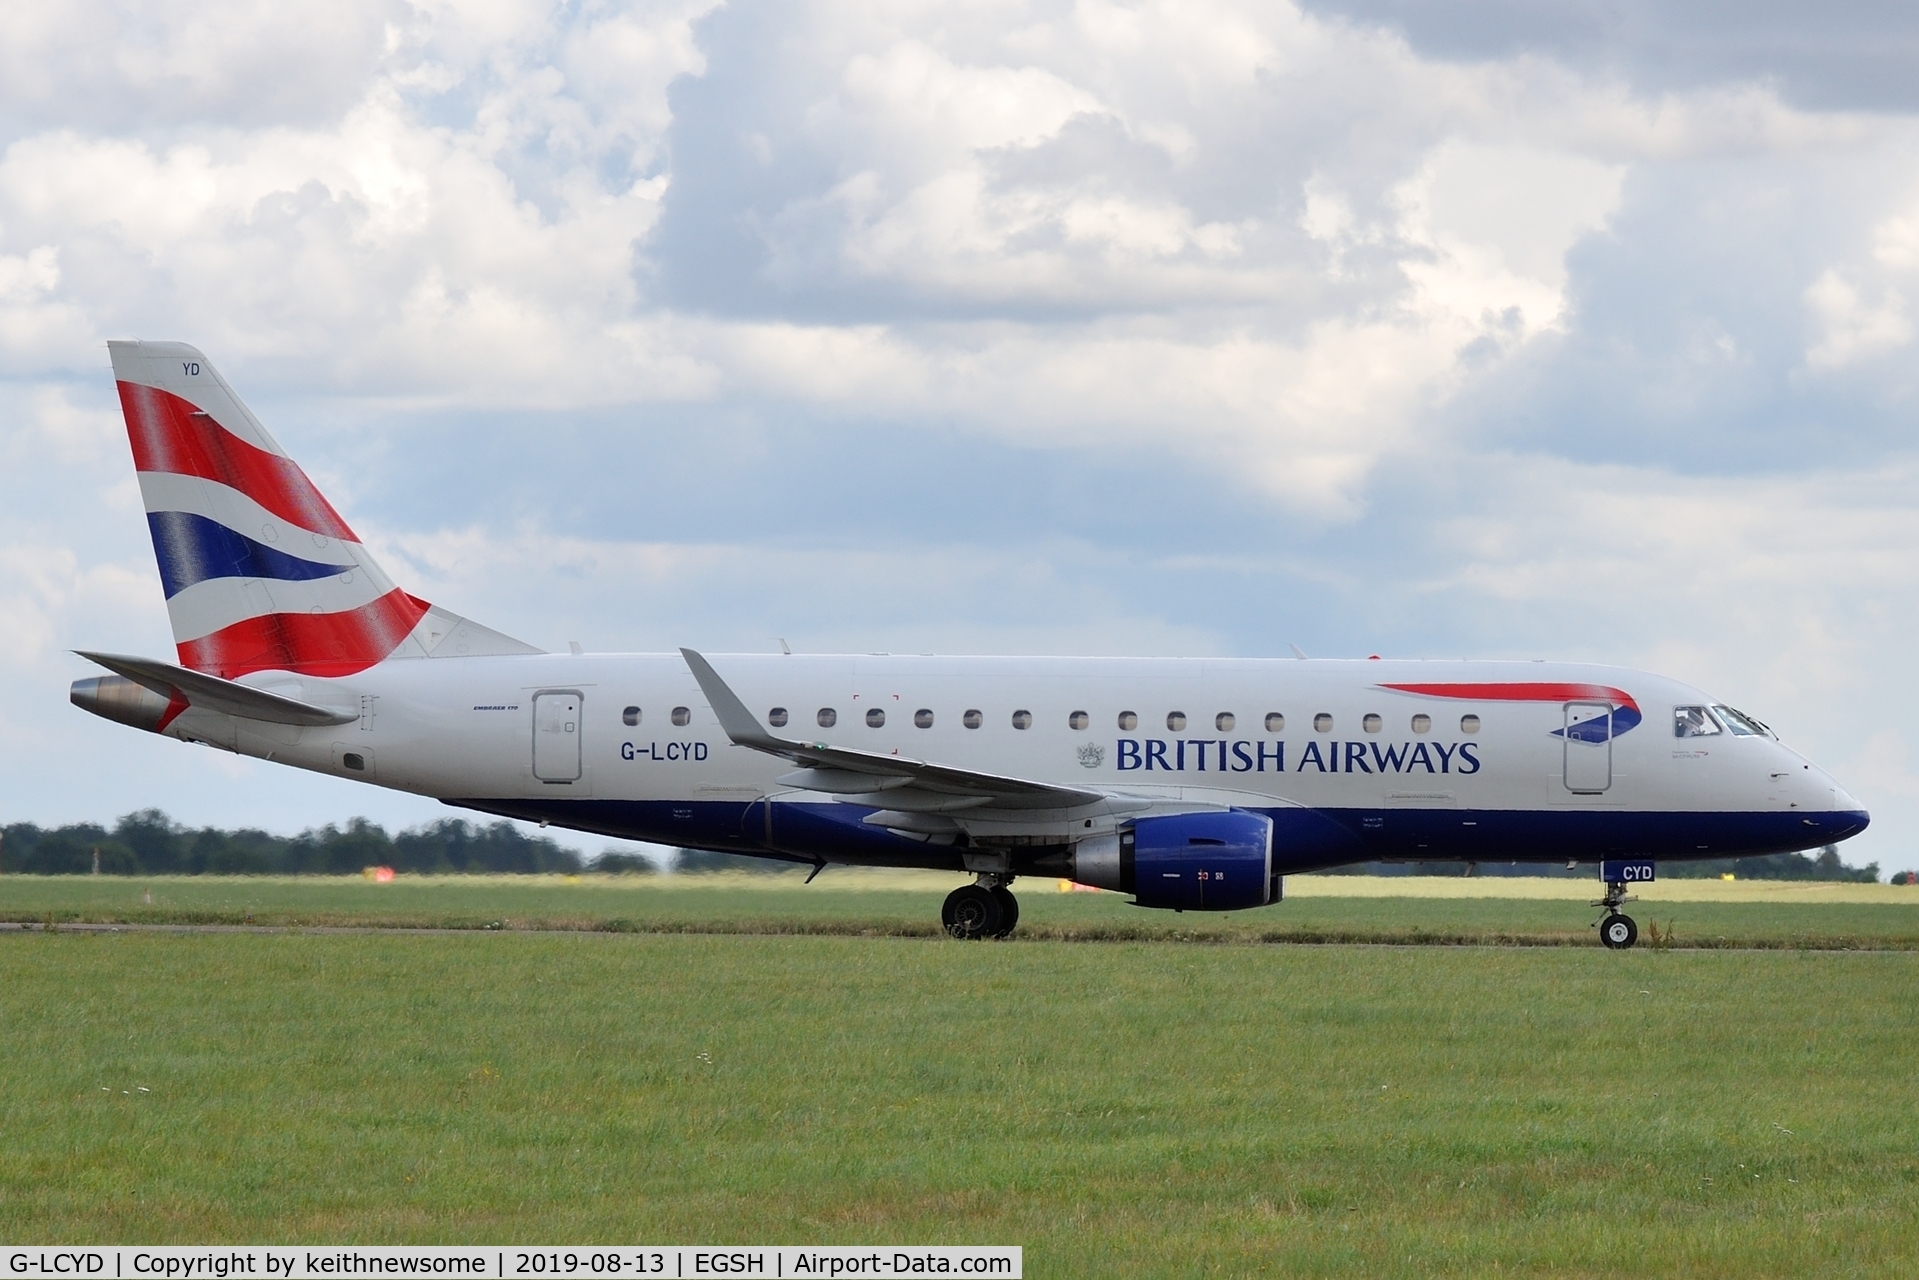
[779,638,792,655]
[1289,644,1309,660]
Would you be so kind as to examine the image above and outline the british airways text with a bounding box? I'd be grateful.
[1114,739,1482,774]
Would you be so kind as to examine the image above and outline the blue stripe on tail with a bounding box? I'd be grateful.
[147,510,353,598]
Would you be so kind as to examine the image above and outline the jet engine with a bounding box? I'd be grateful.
[1071,809,1278,911]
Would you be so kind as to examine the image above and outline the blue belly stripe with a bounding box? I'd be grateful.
[444,798,1871,881]
[147,510,354,599]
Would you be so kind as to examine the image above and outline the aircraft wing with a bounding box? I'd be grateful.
[681,648,1103,811]
[77,651,359,727]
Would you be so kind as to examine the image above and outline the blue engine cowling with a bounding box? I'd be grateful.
[1072,810,1277,911]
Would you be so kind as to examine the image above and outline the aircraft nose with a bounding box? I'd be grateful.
[1785,754,1870,840]
[1825,779,1870,838]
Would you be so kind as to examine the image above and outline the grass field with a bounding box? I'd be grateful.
[4,872,1919,949]
[2,926,1916,1276]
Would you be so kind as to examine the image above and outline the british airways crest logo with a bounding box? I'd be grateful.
[1378,682,1642,741]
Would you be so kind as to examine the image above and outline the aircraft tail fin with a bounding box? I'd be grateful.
[108,340,540,678]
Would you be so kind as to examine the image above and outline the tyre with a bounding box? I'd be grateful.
[989,885,1019,937]
[942,885,1002,940]
[1600,913,1638,950]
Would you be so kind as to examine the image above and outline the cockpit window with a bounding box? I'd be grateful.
[1713,705,1773,738]
[1674,706,1723,738]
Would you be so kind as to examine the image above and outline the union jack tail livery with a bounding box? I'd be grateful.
[109,340,536,678]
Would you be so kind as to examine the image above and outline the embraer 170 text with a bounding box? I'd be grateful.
[72,342,1871,948]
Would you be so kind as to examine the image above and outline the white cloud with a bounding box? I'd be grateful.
[834,40,1102,158]
[0,0,718,400]
[0,0,400,130]
[13,383,122,464]
[1394,141,1624,324]
[1804,269,1911,370]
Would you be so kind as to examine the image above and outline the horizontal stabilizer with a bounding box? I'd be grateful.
[76,651,358,726]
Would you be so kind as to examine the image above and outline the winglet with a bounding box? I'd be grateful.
[681,648,785,751]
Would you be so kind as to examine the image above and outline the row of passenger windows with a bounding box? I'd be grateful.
[620,704,1480,734]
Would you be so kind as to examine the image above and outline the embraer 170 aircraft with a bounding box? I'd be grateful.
[71,342,1870,948]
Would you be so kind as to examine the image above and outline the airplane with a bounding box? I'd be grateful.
[70,341,1871,949]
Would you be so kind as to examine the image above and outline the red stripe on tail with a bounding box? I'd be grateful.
[119,381,357,541]
[177,589,431,678]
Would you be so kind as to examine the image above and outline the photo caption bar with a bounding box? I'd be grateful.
[3,1249,1019,1279]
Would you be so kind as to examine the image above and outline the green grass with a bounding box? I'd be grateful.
[2,930,1916,1276]
[5,873,1919,949]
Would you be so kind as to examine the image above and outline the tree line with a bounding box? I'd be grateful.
[0,811,592,876]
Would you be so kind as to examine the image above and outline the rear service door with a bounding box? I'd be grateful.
[533,691,583,782]
[1563,701,1612,794]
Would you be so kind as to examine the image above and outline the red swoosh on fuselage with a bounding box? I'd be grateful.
[1378,682,1640,713]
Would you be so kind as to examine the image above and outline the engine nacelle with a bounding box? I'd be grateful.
[1071,810,1278,911]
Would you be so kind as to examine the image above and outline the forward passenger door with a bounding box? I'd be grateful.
[1563,701,1612,794]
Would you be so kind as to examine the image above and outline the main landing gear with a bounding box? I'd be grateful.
[1594,878,1639,950]
[942,876,1019,940]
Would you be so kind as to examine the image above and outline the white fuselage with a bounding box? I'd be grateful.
[152,653,1867,875]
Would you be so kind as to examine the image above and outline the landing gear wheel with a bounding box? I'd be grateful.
[942,885,1003,940]
[1600,913,1638,950]
[989,886,1019,938]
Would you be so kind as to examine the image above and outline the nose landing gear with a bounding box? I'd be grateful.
[1593,877,1639,950]
[1599,911,1638,949]
[942,875,1019,940]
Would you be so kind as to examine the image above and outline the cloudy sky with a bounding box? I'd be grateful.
[4,0,1917,871]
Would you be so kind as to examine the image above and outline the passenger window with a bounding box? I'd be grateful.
[1410,713,1430,734]
[1215,712,1235,732]
[1069,711,1090,730]
[1460,714,1480,734]
[1674,706,1722,738]
[671,706,691,727]
[1362,713,1382,734]
[1011,710,1032,730]
[866,708,885,728]
[767,707,788,728]
[914,709,934,729]
[1167,711,1187,731]
[1118,711,1138,731]
[622,706,641,727]
[817,708,837,728]
[1314,713,1333,733]
[1713,705,1770,737]
[342,752,365,771]
[1264,712,1284,733]
[963,709,982,729]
